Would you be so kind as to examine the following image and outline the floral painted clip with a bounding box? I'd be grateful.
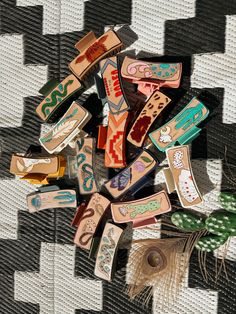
[149,97,209,152]
[94,222,123,281]
[76,137,98,195]
[74,193,110,250]
[111,190,171,228]
[164,145,203,208]
[121,56,182,97]
[127,90,171,147]
[69,30,123,80]
[27,186,77,213]
[39,101,91,154]
[99,56,130,114]
[10,154,66,184]
[36,74,82,122]
[104,150,157,199]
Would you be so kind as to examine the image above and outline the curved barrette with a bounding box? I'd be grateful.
[39,101,91,154]
[104,149,157,199]
[99,56,130,114]
[27,186,77,213]
[164,145,203,207]
[121,56,182,97]
[76,137,98,195]
[127,90,171,147]
[111,190,171,228]
[10,154,66,184]
[69,30,123,81]
[36,74,82,122]
[73,193,110,250]
[94,222,123,281]
[149,97,209,152]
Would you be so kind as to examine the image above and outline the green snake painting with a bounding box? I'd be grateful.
[42,79,74,118]
[98,227,116,277]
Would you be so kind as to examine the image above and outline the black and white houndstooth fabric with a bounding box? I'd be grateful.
[0,0,236,313]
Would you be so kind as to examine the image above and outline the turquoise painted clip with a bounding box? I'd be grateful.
[148,97,209,152]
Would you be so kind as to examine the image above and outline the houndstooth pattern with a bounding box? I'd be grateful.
[0,0,236,313]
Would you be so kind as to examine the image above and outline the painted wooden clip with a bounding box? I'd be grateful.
[127,90,171,147]
[74,193,110,250]
[100,56,129,114]
[105,111,129,168]
[111,190,171,228]
[69,30,123,80]
[97,125,108,150]
[76,137,98,194]
[10,155,66,184]
[121,56,182,96]
[149,97,209,152]
[164,145,202,207]
[94,222,123,281]
[27,186,77,213]
[105,150,157,199]
[39,101,91,154]
[36,74,82,122]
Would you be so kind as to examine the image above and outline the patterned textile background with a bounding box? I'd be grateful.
[0,0,236,313]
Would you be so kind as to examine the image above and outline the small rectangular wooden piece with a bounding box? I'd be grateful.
[127,90,171,147]
[39,101,91,154]
[111,190,171,224]
[105,111,129,168]
[97,125,108,149]
[149,97,209,152]
[76,137,98,194]
[105,150,157,199]
[121,56,182,83]
[27,189,77,213]
[100,56,129,113]
[10,155,59,175]
[69,30,123,80]
[36,74,82,121]
[166,145,202,207]
[94,222,123,281]
[74,193,110,250]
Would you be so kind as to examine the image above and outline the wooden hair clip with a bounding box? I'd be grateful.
[69,30,123,80]
[105,111,129,168]
[99,56,130,114]
[74,193,110,250]
[36,75,82,122]
[27,186,77,213]
[127,90,171,147]
[94,222,123,281]
[121,56,182,97]
[149,97,209,152]
[104,150,157,199]
[10,154,66,184]
[76,137,98,194]
[164,145,202,207]
[39,101,91,154]
[111,190,171,228]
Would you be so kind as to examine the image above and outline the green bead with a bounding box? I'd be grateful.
[206,211,236,236]
[171,211,206,232]
[195,233,229,252]
[219,192,236,213]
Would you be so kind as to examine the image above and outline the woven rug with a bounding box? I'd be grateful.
[0,0,236,313]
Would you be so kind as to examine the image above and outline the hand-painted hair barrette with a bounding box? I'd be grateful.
[69,30,123,81]
[39,101,91,154]
[73,193,110,250]
[94,222,123,281]
[10,154,66,184]
[149,97,209,152]
[163,145,203,207]
[121,56,182,97]
[27,185,77,213]
[111,190,171,228]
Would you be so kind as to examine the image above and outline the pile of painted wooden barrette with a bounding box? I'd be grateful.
[9,29,236,306]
